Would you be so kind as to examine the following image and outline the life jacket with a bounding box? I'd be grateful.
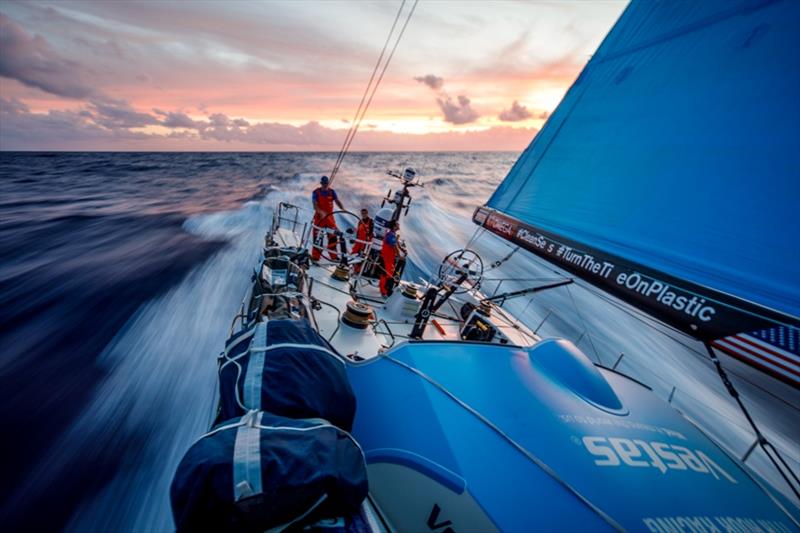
[381,229,397,267]
[312,187,338,219]
[356,218,373,242]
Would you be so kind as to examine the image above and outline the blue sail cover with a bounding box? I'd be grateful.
[479,0,800,382]
[217,319,356,431]
[170,411,368,532]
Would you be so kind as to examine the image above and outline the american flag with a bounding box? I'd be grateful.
[712,325,800,388]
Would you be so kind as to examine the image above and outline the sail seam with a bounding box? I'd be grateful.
[596,0,783,64]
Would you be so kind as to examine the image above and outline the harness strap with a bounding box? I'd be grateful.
[244,322,268,410]
[233,410,264,501]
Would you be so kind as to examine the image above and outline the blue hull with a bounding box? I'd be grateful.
[347,339,799,531]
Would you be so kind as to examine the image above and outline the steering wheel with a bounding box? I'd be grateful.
[437,249,484,294]
[312,209,361,263]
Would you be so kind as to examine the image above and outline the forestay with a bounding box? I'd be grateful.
[476,0,800,385]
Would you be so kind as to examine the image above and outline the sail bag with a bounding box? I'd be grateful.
[218,319,356,430]
[170,411,368,533]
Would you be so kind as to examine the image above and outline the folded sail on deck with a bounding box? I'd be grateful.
[475,0,800,386]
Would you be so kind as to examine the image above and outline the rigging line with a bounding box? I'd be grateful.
[564,281,602,365]
[703,342,800,502]
[486,229,696,348]
[331,0,419,184]
[383,354,625,532]
[575,279,800,413]
[677,411,800,528]
[489,229,800,410]
[482,232,800,494]
[334,0,418,180]
[485,245,800,505]
[329,0,406,183]
[486,245,520,270]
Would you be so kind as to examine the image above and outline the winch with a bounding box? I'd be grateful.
[341,300,374,329]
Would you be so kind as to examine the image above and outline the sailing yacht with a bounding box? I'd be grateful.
[170,1,800,531]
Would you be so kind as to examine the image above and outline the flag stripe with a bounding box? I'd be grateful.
[713,340,800,384]
[737,334,800,363]
[728,336,800,374]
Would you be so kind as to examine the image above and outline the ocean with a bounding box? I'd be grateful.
[0,151,797,531]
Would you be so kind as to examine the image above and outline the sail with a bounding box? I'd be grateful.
[475,0,800,385]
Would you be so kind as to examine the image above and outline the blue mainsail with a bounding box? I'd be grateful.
[476,0,800,384]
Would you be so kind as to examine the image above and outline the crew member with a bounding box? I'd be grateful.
[379,220,401,297]
[351,208,374,274]
[311,175,344,261]
[352,208,374,255]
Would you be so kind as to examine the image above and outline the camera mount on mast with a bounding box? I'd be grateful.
[382,167,422,222]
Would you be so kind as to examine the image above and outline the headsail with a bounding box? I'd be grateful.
[475,0,800,386]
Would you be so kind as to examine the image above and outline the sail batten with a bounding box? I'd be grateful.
[480,0,800,386]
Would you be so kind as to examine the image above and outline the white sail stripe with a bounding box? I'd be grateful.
[727,336,800,373]
[739,334,800,361]
[715,340,800,382]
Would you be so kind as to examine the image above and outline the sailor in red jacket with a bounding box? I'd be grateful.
[351,208,374,255]
[351,208,374,274]
[311,175,344,261]
[379,220,401,297]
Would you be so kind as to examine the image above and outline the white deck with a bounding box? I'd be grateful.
[268,227,539,360]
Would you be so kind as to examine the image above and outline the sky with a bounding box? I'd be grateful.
[0,1,627,151]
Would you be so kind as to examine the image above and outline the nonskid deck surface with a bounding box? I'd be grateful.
[303,259,539,361]
[267,223,539,356]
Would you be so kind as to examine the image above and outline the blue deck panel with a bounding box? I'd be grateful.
[347,340,798,531]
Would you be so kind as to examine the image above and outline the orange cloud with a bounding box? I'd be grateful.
[0,1,625,150]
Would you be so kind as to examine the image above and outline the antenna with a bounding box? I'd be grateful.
[382,167,422,222]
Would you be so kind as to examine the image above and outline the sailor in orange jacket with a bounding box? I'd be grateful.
[379,220,401,297]
[351,208,374,255]
[311,175,344,261]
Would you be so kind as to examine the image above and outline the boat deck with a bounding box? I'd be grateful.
[267,227,539,361]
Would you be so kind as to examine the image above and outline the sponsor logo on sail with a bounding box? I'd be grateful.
[486,213,515,237]
[487,210,722,327]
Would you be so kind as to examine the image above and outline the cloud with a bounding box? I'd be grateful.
[0,15,96,99]
[89,98,160,129]
[414,74,444,90]
[208,113,230,127]
[0,96,30,115]
[436,94,480,125]
[0,96,147,145]
[415,74,479,125]
[162,111,199,129]
[1,97,535,151]
[498,100,533,122]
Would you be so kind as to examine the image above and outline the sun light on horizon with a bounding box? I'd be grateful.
[0,1,627,151]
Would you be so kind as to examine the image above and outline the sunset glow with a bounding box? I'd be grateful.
[0,1,627,151]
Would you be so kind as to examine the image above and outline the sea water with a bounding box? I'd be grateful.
[0,152,797,530]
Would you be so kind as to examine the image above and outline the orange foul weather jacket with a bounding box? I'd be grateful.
[379,229,398,296]
[312,187,339,261]
[351,218,373,255]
